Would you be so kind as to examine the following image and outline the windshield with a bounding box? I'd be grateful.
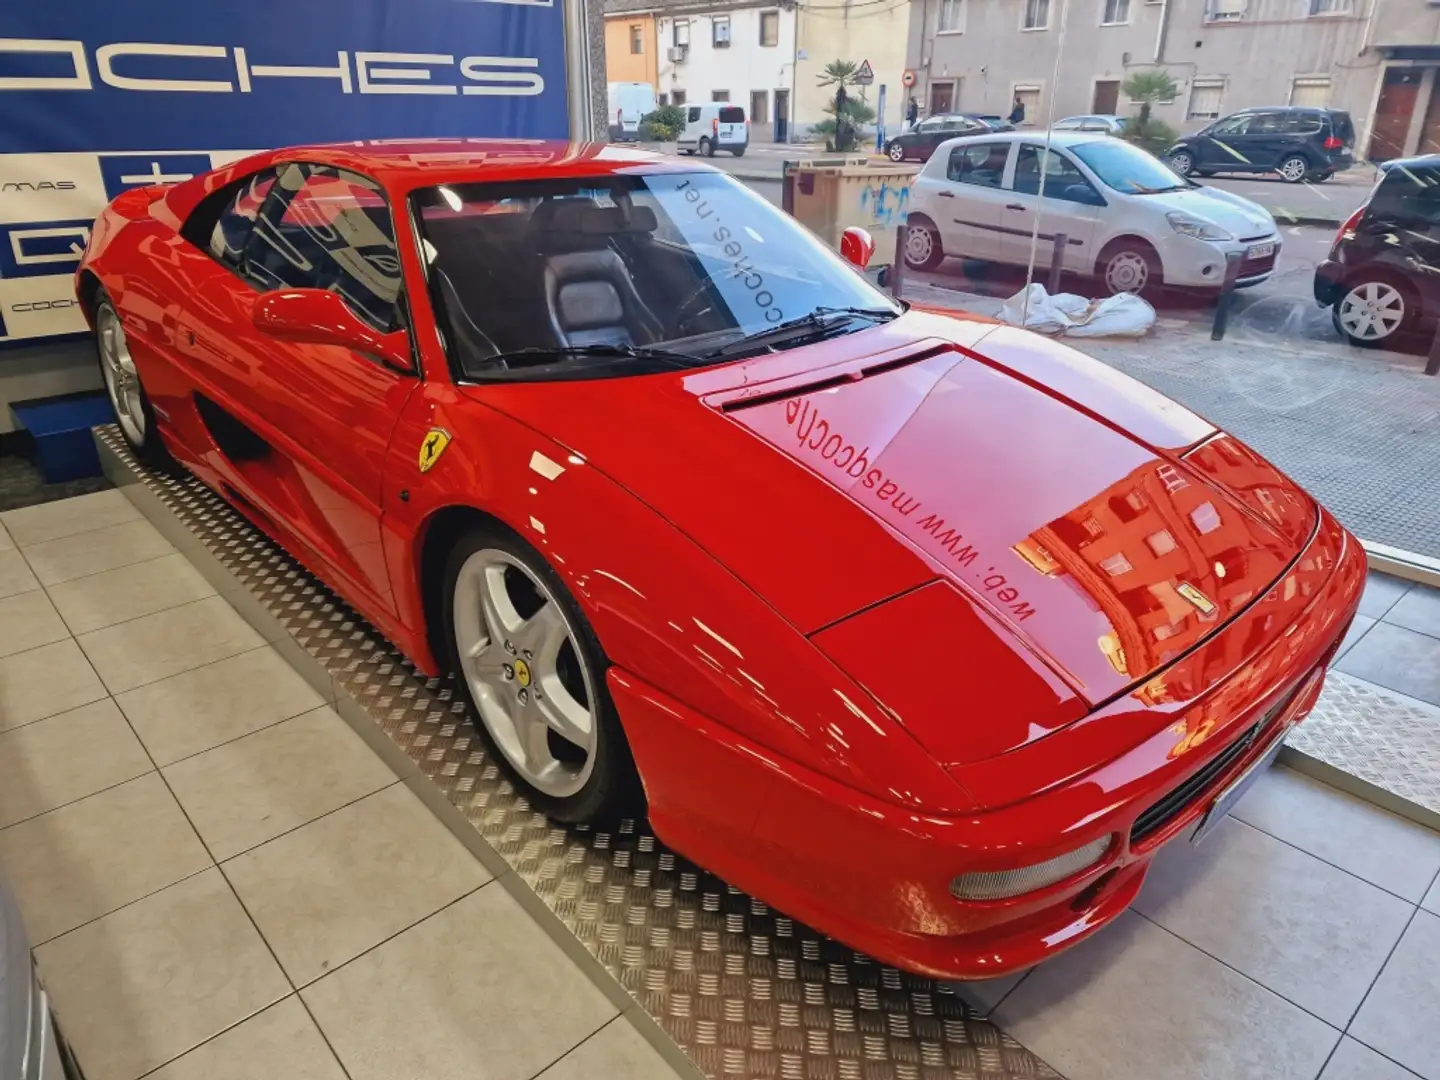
[413,171,894,381]
[1070,139,1190,194]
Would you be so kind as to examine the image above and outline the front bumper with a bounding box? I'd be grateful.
[1161,232,1281,289]
[617,510,1365,980]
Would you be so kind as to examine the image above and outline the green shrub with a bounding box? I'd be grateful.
[639,104,686,142]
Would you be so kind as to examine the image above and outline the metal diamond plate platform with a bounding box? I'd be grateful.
[94,427,1059,1080]
[1287,671,1440,821]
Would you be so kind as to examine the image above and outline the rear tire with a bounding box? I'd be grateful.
[94,290,170,466]
[1097,239,1162,296]
[888,141,906,162]
[730,147,746,157]
[441,523,643,825]
[700,137,715,158]
[1331,273,1417,347]
[1278,154,1310,183]
[902,215,944,271]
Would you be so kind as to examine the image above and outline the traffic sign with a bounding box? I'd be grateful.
[854,59,875,86]
[902,69,916,88]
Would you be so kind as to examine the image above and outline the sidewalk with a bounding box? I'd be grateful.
[901,279,1440,560]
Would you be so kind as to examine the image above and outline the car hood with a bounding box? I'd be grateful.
[1143,185,1276,238]
[468,311,1307,753]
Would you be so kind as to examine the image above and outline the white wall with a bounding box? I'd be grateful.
[656,6,797,134]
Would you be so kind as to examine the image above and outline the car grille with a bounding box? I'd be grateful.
[1129,681,1300,846]
[1238,251,1277,277]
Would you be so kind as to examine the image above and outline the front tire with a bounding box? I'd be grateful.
[902,215,945,271]
[442,524,641,824]
[1278,154,1310,183]
[1331,274,1416,347]
[1098,239,1162,296]
[95,291,168,465]
[1169,150,1195,177]
[888,141,906,162]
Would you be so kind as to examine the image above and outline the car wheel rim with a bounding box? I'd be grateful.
[1281,158,1306,181]
[453,548,597,799]
[889,144,904,161]
[97,305,146,446]
[1172,153,1192,175]
[905,226,933,264]
[1338,282,1405,341]
[1106,251,1149,293]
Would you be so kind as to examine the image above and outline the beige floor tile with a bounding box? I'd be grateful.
[1233,765,1440,902]
[0,699,153,829]
[992,910,1339,1080]
[49,553,216,635]
[0,638,108,732]
[164,707,395,860]
[35,867,290,1080]
[145,997,347,1080]
[117,647,324,766]
[0,548,39,599]
[1350,910,1440,1080]
[302,886,615,1080]
[1321,1038,1426,1080]
[0,589,69,659]
[0,773,210,942]
[1135,817,1413,1026]
[77,594,263,693]
[0,521,12,552]
[225,783,489,985]
[537,1017,684,1080]
[23,519,174,586]
[1,489,142,547]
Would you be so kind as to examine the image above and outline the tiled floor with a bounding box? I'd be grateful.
[1337,571,1440,709]
[0,493,688,1080]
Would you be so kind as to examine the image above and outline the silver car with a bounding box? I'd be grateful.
[1,870,74,1080]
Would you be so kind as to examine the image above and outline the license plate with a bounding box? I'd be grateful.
[1191,735,1284,845]
[1248,241,1275,259]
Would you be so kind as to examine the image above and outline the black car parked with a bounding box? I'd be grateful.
[1314,155,1440,347]
[885,114,1011,162]
[1167,107,1355,183]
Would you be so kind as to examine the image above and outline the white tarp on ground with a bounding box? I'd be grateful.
[999,284,1156,338]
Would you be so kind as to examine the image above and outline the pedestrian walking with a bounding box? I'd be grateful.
[905,96,918,131]
[1009,94,1026,126]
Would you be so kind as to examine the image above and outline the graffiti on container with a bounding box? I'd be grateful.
[858,179,910,231]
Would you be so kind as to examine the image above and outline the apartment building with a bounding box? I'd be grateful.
[905,0,1440,159]
[603,0,913,141]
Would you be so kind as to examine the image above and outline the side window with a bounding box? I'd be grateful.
[1012,145,1099,203]
[243,163,402,332]
[688,107,701,123]
[1210,114,1251,137]
[179,169,277,267]
[947,142,1010,187]
[1249,112,1284,134]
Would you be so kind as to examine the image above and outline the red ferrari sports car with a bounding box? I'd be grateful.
[75,140,1364,979]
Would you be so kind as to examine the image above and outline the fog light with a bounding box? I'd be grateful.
[950,837,1112,901]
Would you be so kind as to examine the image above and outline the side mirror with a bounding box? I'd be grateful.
[252,288,413,373]
[840,226,875,269]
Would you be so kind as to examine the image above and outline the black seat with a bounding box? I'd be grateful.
[535,201,663,348]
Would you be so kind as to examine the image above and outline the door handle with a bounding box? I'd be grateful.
[937,190,955,198]
[1006,203,1026,211]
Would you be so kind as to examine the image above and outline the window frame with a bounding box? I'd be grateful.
[759,10,780,46]
[750,89,770,124]
[1022,0,1051,30]
[1289,77,1332,108]
[629,24,644,54]
[1308,0,1352,15]
[712,15,732,47]
[1101,0,1131,25]
[937,0,965,34]
[673,18,690,46]
[711,90,730,103]
[1187,79,1226,121]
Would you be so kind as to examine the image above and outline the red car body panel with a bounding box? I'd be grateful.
[76,139,1365,979]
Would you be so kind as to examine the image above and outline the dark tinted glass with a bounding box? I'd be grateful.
[206,171,277,269]
[1330,112,1355,144]
[243,163,402,331]
[718,106,745,123]
[1370,166,1440,226]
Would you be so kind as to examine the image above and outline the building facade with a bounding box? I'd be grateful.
[905,0,1440,159]
[605,11,660,87]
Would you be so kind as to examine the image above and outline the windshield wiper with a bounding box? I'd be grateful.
[469,343,708,375]
[710,305,899,357]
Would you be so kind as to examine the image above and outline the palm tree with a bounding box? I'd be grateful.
[1121,70,1178,130]
[817,60,864,151]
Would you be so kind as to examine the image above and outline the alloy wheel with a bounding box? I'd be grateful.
[888,142,906,161]
[97,305,147,447]
[1279,156,1308,183]
[1170,151,1194,177]
[452,548,598,798]
[905,225,934,266]
[1336,282,1405,342]
[1105,250,1150,294]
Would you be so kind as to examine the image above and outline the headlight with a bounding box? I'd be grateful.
[950,836,1112,901]
[1167,212,1233,241]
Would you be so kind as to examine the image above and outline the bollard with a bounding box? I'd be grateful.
[1211,250,1244,341]
[1427,321,1440,377]
[890,223,907,300]
[1048,232,1067,295]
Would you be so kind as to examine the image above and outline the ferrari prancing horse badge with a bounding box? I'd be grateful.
[419,428,452,473]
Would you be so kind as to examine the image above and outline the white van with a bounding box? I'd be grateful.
[678,104,749,157]
[608,81,657,142]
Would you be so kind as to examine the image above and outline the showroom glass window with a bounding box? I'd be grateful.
[243,163,403,332]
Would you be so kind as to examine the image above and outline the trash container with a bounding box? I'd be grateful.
[785,157,920,268]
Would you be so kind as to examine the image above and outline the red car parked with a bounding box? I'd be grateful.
[76,140,1364,979]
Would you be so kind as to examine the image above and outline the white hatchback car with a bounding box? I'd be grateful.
[903,131,1281,295]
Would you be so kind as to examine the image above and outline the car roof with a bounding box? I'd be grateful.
[1379,153,1440,172]
[940,130,1105,148]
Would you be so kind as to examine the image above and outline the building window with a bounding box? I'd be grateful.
[1156,464,1188,492]
[713,15,731,47]
[672,89,687,105]
[1146,530,1177,556]
[938,0,964,33]
[1099,552,1134,576]
[1102,0,1130,23]
[712,90,730,102]
[629,25,644,54]
[1187,79,1224,119]
[674,19,690,46]
[1309,0,1351,13]
[760,11,780,46]
[751,89,769,123]
[1024,0,1050,28]
[1290,76,1332,107]
[1205,0,1245,20]
[1189,502,1222,534]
